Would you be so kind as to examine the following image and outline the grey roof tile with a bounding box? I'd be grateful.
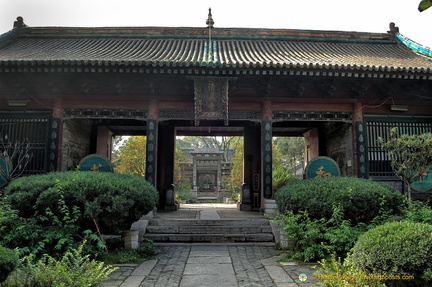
[0,27,431,74]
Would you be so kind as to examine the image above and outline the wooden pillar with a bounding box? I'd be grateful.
[353,102,367,178]
[262,100,273,199]
[240,125,261,211]
[96,126,113,160]
[304,128,319,162]
[146,99,158,187]
[51,98,63,171]
[157,123,176,210]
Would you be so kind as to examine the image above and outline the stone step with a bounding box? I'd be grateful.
[145,233,274,243]
[149,218,270,226]
[146,225,272,234]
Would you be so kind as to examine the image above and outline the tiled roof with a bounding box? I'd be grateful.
[0,26,431,76]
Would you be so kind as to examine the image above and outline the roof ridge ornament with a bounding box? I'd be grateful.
[387,22,399,37]
[13,16,27,29]
[206,8,214,28]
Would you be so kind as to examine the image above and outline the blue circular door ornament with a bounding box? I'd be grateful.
[411,169,432,192]
[0,155,12,187]
[79,154,114,172]
[305,156,340,179]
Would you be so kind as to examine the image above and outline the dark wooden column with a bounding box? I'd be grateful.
[262,100,273,199]
[353,102,367,178]
[239,125,261,211]
[157,122,176,210]
[146,99,158,187]
[51,98,62,172]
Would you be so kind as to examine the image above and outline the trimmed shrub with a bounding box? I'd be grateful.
[352,221,432,286]
[4,171,158,234]
[275,177,406,225]
[0,246,18,283]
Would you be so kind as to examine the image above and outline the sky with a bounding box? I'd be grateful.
[1,0,431,47]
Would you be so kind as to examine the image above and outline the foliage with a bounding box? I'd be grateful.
[314,253,384,287]
[275,205,369,262]
[1,189,105,259]
[2,171,158,258]
[174,148,189,185]
[231,192,240,202]
[176,136,240,161]
[0,246,19,283]
[402,200,432,224]
[2,243,117,287]
[272,165,299,192]
[379,128,432,200]
[352,221,432,286]
[98,238,160,265]
[273,137,305,170]
[275,176,406,226]
[227,139,244,194]
[176,191,192,203]
[115,136,147,176]
[419,0,432,12]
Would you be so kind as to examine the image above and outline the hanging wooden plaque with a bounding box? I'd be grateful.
[193,77,234,126]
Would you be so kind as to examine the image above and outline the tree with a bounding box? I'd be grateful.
[379,128,432,200]
[114,136,147,176]
[228,140,244,194]
[273,137,305,170]
[419,0,432,12]
[176,136,240,162]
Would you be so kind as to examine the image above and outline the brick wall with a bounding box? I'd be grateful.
[324,122,354,176]
[61,119,93,171]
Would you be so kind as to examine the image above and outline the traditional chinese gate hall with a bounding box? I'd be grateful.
[0,17,432,210]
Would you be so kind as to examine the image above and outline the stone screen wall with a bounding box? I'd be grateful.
[62,119,93,171]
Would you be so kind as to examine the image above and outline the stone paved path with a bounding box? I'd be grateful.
[103,244,320,287]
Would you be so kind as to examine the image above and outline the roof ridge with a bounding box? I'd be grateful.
[12,26,394,43]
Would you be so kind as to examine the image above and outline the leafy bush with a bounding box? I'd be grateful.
[275,177,406,225]
[402,200,432,224]
[2,243,116,287]
[176,191,192,202]
[1,171,158,258]
[0,246,18,283]
[314,253,383,287]
[275,205,368,262]
[4,171,158,234]
[99,238,160,265]
[352,221,432,286]
[272,166,299,192]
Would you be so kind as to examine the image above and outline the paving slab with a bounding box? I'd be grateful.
[180,274,238,287]
[104,204,320,287]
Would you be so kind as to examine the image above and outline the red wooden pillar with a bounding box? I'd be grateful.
[304,128,319,162]
[96,126,113,160]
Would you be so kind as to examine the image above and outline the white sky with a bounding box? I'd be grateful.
[1,0,431,47]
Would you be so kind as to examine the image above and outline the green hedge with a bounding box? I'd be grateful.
[0,245,18,283]
[275,177,406,225]
[352,221,432,286]
[4,171,159,234]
